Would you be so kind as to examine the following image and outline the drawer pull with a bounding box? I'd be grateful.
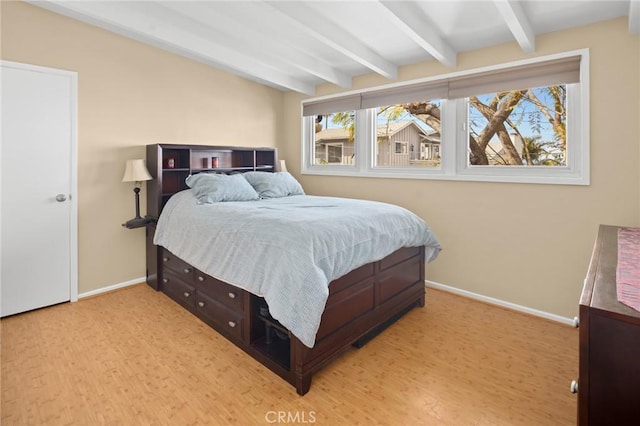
[163,257,169,262]
[162,278,169,283]
[183,268,191,274]
[198,301,205,308]
[570,380,578,394]
[572,317,579,328]
[183,292,191,298]
[228,321,237,328]
[228,292,236,299]
[197,276,205,282]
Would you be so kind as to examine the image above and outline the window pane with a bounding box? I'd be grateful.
[313,111,355,165]
[468,85,567,166]
[374,102,441,168]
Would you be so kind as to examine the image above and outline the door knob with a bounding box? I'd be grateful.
[570,380,578,394]
[55,194,67,202]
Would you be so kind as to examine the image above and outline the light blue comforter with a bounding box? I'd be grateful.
[154,191,441,348]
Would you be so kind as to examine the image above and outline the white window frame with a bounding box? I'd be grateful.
[454,83,585,184]
[302,110,364,174]
[301,49,589,185]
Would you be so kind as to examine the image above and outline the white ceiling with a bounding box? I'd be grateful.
[31,1,640,95]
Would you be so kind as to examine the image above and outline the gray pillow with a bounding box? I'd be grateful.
[185,173,259,204]
[244,171,305,198]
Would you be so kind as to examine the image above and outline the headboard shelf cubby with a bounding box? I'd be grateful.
[146,143,277,219]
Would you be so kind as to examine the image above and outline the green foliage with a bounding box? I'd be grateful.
[331,112,355,141]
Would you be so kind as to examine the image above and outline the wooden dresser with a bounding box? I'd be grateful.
[577,224,640,425]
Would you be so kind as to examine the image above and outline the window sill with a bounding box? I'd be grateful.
[301,167,589,185]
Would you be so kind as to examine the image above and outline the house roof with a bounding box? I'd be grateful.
[314,128,351,142]
[378,121,416,136]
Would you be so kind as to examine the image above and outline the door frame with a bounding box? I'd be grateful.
[0,60,78,303]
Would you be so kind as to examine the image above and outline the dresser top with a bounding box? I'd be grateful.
[582,224,640,322]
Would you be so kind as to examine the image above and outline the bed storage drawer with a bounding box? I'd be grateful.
[196,291,244,341]
[194,270,244,312]
[162,271,196,310]
[161,249,194,279]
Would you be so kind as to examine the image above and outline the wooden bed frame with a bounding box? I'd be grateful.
[144,144,427,395]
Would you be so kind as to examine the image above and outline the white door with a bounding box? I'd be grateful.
[1,61,78,317]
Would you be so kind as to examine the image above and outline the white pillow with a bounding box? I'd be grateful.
[243,171,305,198]
[185,173,259,204]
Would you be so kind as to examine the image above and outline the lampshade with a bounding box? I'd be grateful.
[122,159,152,182]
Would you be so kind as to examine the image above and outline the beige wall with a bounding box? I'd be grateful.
[283,18,640,318]
[1,2,283,294]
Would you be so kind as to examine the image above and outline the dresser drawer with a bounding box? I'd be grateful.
[161,249,194,280]
[195,291,244,341]
[162,271,196,310]
[194,269,244,312]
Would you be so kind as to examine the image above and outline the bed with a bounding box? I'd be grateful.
[145,144,441,395]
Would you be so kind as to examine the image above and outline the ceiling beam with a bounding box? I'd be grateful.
[30,0,315,94]
[630,0,640,34]
[159,2,352,89]
[493,0,536,53]
[378,1,457,67]
[265,1,398,80]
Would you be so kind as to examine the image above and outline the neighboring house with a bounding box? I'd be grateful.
[314,121,440,166]
[314,127,355,164]
[486,133,524,165]
[377,121,440,167]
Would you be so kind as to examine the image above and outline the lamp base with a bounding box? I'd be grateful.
[122,217,150,229]
[122,185,149,229]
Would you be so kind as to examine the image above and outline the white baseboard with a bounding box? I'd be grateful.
[425,280,575,326]
[76,277,574,326]
[78,277,146,299]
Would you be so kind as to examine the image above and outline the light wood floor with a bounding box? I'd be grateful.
[1,284,578,425]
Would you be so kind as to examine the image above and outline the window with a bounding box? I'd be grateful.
[302,50,589,185]
[467,86,567,167]
[312,111,356,165]
[374,102,441,169]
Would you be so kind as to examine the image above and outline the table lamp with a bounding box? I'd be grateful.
[122,159,152,228]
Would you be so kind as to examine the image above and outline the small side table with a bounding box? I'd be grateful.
[122,216,156,229]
